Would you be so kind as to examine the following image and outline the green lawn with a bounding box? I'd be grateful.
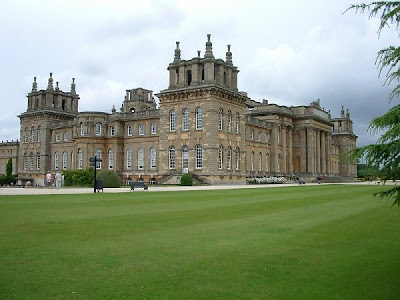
[0,185,399,299]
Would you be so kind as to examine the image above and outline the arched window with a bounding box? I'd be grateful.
[186,70,192,86]
[24,127,28,143]
[235,147,240,170]
[150,148,157,169]
[80,122,85,136]
[182,108,189,131]
[266,153,270,172]
[78,149,83,169]
[227,111,232,132]
[223,71,227,85]
[138,148,144,170]
[182,145,188,170]
[195,107,202,130]
[23,153,27,171]
[169,146,176,169]
[218,108,223,131]
[277,154,281,173]
[218,146,223,170]
[258,152,262,172]
[235,112,240,133]
[169,110,176,131]
[31,127,35,143]
[126,148,132,169]
[227,147,232,170]
[62,99,66,110]
[29,152,34,170]
[95,148,102,169]
[108,149,114,169]
[195,144,203,169]
[95,123,102,136]
[36,152,41,170]
[37,126,41,142]
[62,152,67,170]
[250,151,254,171]
[54,152,59,170]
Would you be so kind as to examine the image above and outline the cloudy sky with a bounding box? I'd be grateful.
[0,0,397,146]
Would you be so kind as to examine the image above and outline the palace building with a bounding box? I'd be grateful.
[0,34,357,185]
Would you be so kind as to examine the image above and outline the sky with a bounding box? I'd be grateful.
[0,0,398,146]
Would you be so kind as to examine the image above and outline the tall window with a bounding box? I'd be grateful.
[150,148,156,169]
[29,152,34,170]
[37,126,41,142]
[109,126,115,136]
[80,122,85,136]
[127,125,133,136]
[182,145,188,170]
[169,146,176,169]
[195,144,203,169]
[78,149,83,169]
[23,153,27,170]
[250,130,254,140]
[218,146,223,169]
[36,152,41,170]
[138,148,144,170]
[55,132,60,142]
[227,111,232,132]
[266,153,270,172]
[108,149,114,169]
[235,147,240,170]
[250,151,254,171]
[277,154,281,172]
[24,128,28,143]
[218,108,223,131]
[151,123,157,134]
[227,147,232,170]
[95,148,102,169]
[235,112,240,133]
[54,152,59,170]
[258,152,262,172]
[182,109,189,131]
[126,148,132,169]
[258,131,261,142]
[95,123,102,136]
[62,152,67,170]
[169,110,176,131]
[31,127,35,143]
[139,124,145,135]
[64,131,69,141]
[195,107,202,130]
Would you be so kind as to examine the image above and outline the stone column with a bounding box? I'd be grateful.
[281,126,287,173]
[321,131,326,174]
[288,127,293,174]
[307,127,314,174]
[300,127,307,173]
[271,125,278,173]
[326,133,332,174]
[316,129,320,174]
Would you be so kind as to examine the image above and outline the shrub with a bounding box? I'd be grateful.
[63,168,94,186]
[97,170,120,188]
[181,173,193,186]
[0,174,18,185]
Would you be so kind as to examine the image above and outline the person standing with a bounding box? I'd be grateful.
[46,172,52,188]
[55,171,62,190]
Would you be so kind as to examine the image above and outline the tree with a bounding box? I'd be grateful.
[5,158,12,177]
[346,2,400,206]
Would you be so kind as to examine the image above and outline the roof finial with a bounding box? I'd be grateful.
[197,50,201,58]
[346,108,350,119]
[111,105,116,113]
[71,78,76,94]
[204,34,214,59]
[32,76,37,92]
[341,106,345,118]
[226,44,232,64]
[174,41,181,62]
[47,72,54,90]
[55,81,60,91]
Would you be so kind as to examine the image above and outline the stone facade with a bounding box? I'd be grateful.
[0,35,357,185]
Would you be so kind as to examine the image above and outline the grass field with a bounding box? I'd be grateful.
[1,184,399,299]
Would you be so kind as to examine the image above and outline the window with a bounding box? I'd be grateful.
[278,127,281,144]
[218,146,223,169]
[195,107,202,130]
[277,154,281,172]
[250,151,254,171]
[36,152,41,170]
[55,132,60,142]
[78,149,83,169]
[235,112,240,133]
[182,109,189,131]
[227,111,232,132]
[139,124,145,135]
[195,145,203,169]
[24,128,28,143]
[227,147,232,170]
[62,152,67,170]
[182,145,188,170]
[126,148,132,169]
[95,123,102,136]
[150,148,157,169]
[109,126,115,136]
[266,153,270,172]
[108,149,114,169]
[169,110,176,131]
[23,153,27,170]
[258,152,262,172]
[258,131,261,142]
[151,123,157,134]
[169,146,175,169]
[37,126,41,142]
[29,152,34,171]
[265,132,270,143]
[138,148,144,170]
[80,122,85,136]
[95,148,102,169]
[218,108,223,131]
[250,130,254,140]
[235,147,240,170]
[64,131,69,141]
[31,127,35,143]
[127,125,133,136]
[54,152,59,170]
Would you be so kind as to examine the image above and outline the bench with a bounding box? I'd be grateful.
[95,180,103,192]
[130,181,148,191]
